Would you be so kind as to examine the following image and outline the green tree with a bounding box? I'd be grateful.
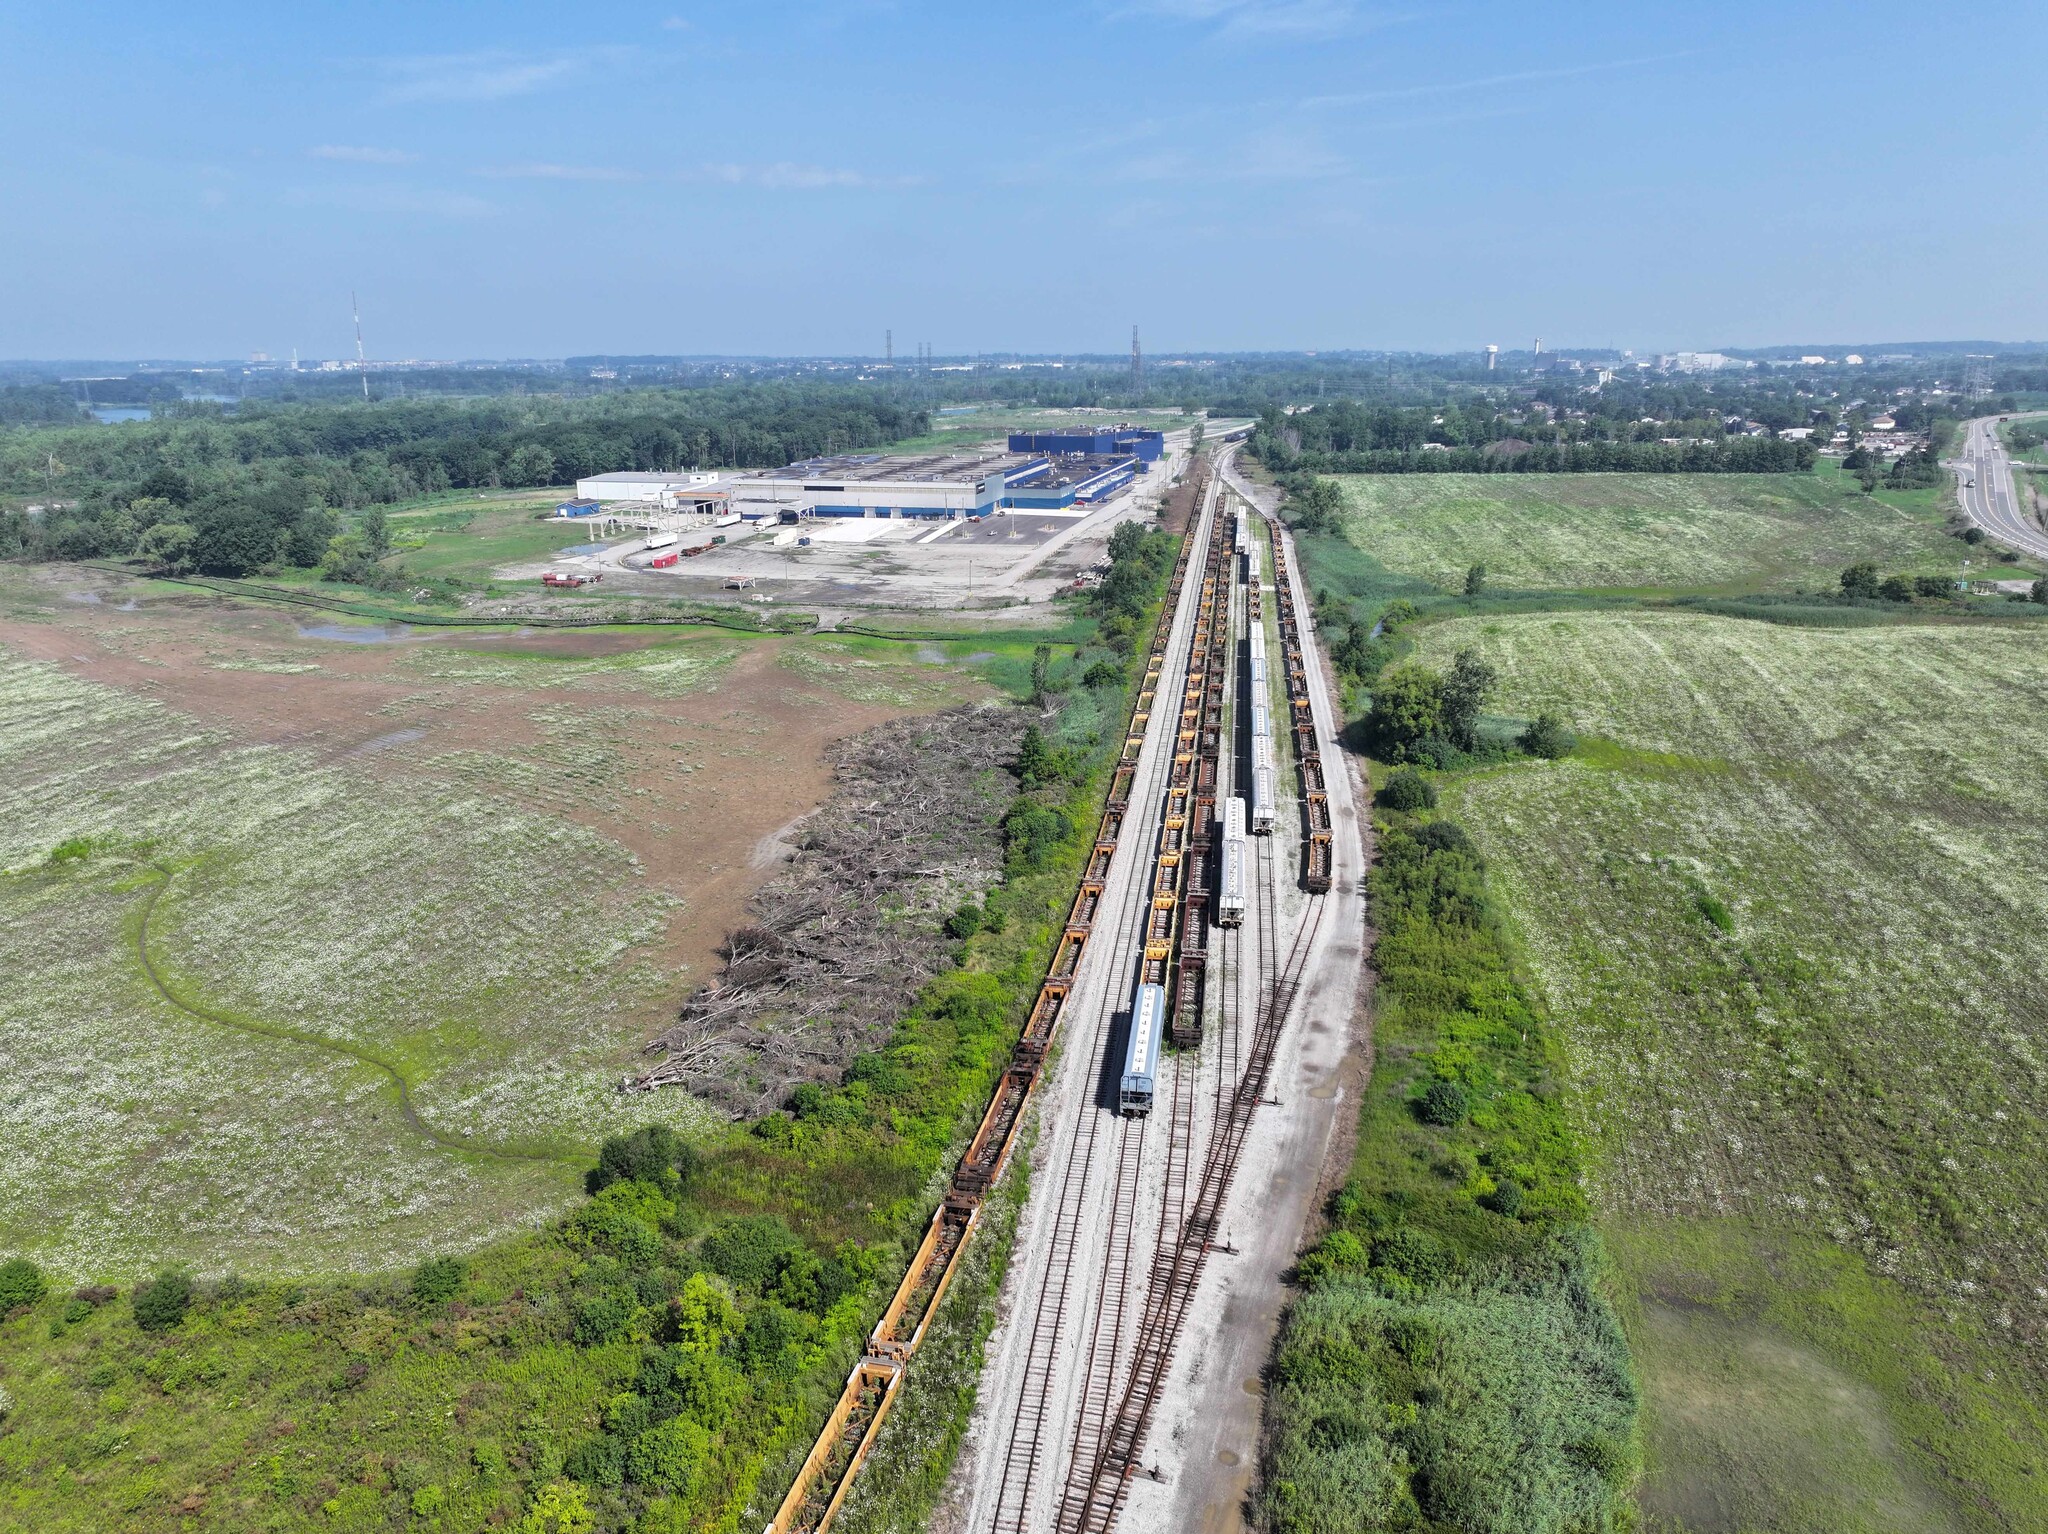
[1366,666,1444,763]
[1463,563,1488,597]
[134,520,196,573]
[669,1273,740,1354]
[1840,562,1881,599]
[1030,644,1054,707]
[1878,575,1914,602]
[2034,576,2048,606]
[1913,574,1952,599]
[1519,712,1576,760]
[1441,647,1498,752]
[588,1123,699,1195]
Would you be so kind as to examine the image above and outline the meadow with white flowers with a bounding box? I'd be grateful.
[0,653,704,1278]
[1409,610,2048,1528]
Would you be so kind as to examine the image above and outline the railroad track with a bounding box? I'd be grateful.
[767,468,1213,1534]
[1054,496,1335,1534]
[983,483,1223,1534]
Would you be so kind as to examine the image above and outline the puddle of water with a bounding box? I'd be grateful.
[117,599,140,611]
[915,644,949,665]
[64,590,103,605]
[296,621,416,644]
[347,727,426,757]
[1240,1376,1264,1396]
[1216,1449,1241,1467]
[965,650,997,663]
[1309,1083,1340,1100]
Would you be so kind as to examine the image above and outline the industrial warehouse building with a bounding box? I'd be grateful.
[570,428,1164,522]
[1007,427,1165,462]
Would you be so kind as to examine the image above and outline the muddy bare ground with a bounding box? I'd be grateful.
[0,567,976,1034]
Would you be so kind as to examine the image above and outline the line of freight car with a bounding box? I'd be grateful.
[764,480,1213,1534]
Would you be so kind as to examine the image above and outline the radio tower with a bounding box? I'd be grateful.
[1131,324,1143,390]
[885,329,893,365]
[352,291,370,400]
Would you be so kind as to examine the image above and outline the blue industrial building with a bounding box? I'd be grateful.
[1002,454,1142,509]
[1007,426,1165,463]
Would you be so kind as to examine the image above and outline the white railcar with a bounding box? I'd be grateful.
[1250,736,1276,834]
[1120,983,1167,1115]
[1217,802,1248,927]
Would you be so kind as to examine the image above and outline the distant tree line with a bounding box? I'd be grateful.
[0,384,929,577]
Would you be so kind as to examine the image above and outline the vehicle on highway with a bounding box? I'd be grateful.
[1120,983,1166,1115]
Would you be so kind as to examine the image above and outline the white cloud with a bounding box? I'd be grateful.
[286,184,497,218]
[689,162,920,191]
[373,48,621,104]
[477,162,642,182]
[309,145,419,165]
[660,15,691,29]
[1115,0,1392,40]
[1302,52,1697,109]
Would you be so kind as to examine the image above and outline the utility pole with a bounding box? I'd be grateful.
[352,291,370,400]
[885,329,892,365]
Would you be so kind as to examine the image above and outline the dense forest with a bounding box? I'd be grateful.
[0,385,928,575]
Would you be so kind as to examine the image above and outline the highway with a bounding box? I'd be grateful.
[1954,412,2048,562]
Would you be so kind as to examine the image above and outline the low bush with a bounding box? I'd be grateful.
[1416,1080,1469,1127]
[1518,712,1576,760]
[0,1257,46,1313]
[411,1255,466,1305]
[131,1270,193,1332]
[1377,767,1436,811]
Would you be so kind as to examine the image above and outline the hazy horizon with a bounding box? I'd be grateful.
[7,0,2046,360]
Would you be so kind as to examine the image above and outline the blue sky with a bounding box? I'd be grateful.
[5,1,2045,360]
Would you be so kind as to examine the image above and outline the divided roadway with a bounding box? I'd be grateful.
[1954,412,2048,562]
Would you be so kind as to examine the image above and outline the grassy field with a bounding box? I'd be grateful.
[1326,470,1983,595]
[0,566,998,1280]
[1405,611,2048,1530]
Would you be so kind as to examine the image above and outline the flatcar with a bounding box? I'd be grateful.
[1120,983,1167,1115]
[1217,802,1248,927]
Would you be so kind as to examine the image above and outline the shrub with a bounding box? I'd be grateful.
[1840,562,1880,599]
[412,1256,466,1305]
[944,902,983,940]
[572,1293,635,1346]
[1484,1177,1525,1217]
[574,1184,664,1265]
[1416,1080,1469,1126]
[0,1257,46,1313]
[1416,820,1474,858]
[625,1416,710,1494]
[1083,658,1124,689]
[1003,801,1071,872]
[1878,575,1915,602]
[1914,574,1952,599]
[516,1480,596,1534]
[699,1216,800,1292]
[131,1270,193,1332]
[564,1435,625,1489]
[1374,1228,1455,1286]
[1463,563,1487,597]
[1519,711,1576,760]
[588,1123,700,1195]
[1377,767,1436,811]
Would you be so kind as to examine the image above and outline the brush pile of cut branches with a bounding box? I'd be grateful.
[630,700,1023,1114]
